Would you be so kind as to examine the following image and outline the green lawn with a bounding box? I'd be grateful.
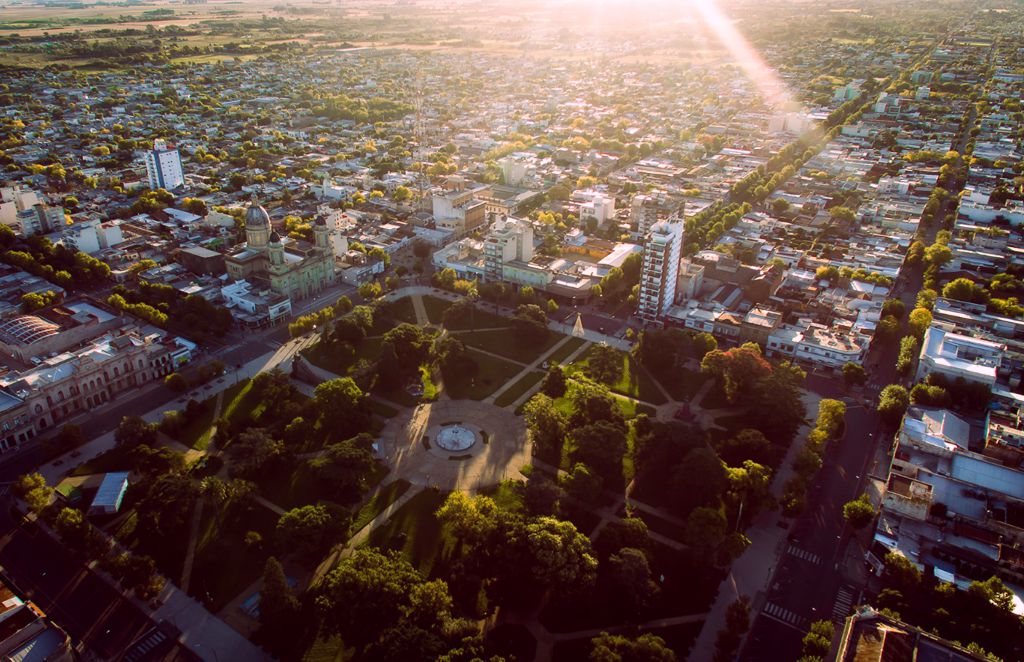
[302,337,384,376]
[445,350,524,400]
[455,328,562,365]
[172,392,222,450]
[441,306,511,331]
[389,297,419,324]
[494,370,544,408]
[546,336,587,364]
[366,487,452,576]
[260,460,389,512]
[70,446,135,476]
[421,296,452,324]
[221,379,260,428]
[565,348,668,405]
[188,499,279,611]
[350,479,412,534]
[552,380,656,422]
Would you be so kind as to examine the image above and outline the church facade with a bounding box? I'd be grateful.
[225,197,335,302]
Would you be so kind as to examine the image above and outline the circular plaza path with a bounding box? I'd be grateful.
[378,399,531,492]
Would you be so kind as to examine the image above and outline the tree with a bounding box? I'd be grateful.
[881,298,906,320]
[435,492,498,548]
[942,277,988,304]
[770,198,790,215]
[309,434,377,498]
[843,494,875,529]
[260,556,299,626]
[968,576,1014,612]
[685,506,727,556]
[432,335,476,381]
[670,447,727,515]
[358,280,382,299]
[524,516,597,590]
[876,315,899,342]
[523,394,567,459]
[313,378,371,441]
[908,307,932,339]
[589,632,675,662]
[53,423,83,451]
[382,324,431,369]
[226,428,284,479]
[883,552,921,592]
[335,295,353,314]
[607,547,659,613]
[878,385,910,427]
[842,362,867,388]
[896,336,920,376]
[569,421,628,485]
[801,620,835,658]
[713,597,750,662]
[115,415,157,450]
[164,372,188,392]
[276,504,345,560]
[715,428,773,466]
[512,304,549,345]
[587,343,623,385]
[561,462,603,503]
[14,473,51,514]
[540,365,567,398]
[700,343,772,404]
[317,548,452,649]
[829,206,856,223]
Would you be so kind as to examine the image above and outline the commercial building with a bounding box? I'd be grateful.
[483,215,534,283]
[835,608,988,662]
[638,218,682,324]
[0,575,73,661]
[143,139,185,191]
[0,300,120,363]
[916,326,1007,388]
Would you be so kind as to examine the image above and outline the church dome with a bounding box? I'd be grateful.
[315,214,327,227]
[245,195,271,228]
[269,231,281,244]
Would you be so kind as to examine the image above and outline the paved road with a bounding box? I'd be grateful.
[0,502,198,661]
[740,400,880,659]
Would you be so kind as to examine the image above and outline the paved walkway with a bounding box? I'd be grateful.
[484,334,575,406]
[686,391,823,661]
[310,483,422,586]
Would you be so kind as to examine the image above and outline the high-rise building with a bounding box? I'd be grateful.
[483,215,534,282]
[144,139,185,191]
[631,194,659,237]
[638,217,683,324]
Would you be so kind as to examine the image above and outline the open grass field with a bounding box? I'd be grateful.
[565,346,668,405]
[455,327,561,365]
[493,370,544,408]
[188,499,280,611]
[350,479,411,534]
[444,349,524,400]
[365,487,451,576]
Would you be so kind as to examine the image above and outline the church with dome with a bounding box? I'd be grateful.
[225,196,335,302]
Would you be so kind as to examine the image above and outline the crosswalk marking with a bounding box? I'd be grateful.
[786,544,822,565]
[762,601,807,630]
[833,586,855,622]
[123,628,168,662]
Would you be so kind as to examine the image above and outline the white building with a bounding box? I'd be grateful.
[916,326,1006,388]
[220,279,292,327]
[483,216,534,282]
[144,139,184,191]
[638,218,683,324]
[62,219,124,254]
[0,186,41,227]
[573,190,616,228]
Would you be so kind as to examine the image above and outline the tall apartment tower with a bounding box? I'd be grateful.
[484,216,534,282]
[631,194,660,237]
[637,217,683,324]
[144,139,185,191]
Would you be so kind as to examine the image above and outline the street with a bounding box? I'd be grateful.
[0,502,197,660]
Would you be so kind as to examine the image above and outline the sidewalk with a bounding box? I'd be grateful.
[39,337,313,490]
[686,391,822,661]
